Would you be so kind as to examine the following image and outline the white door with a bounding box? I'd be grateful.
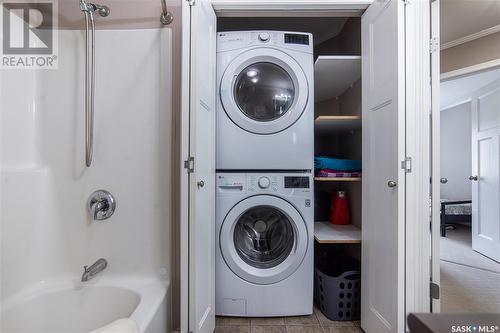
[361,0,406,332]
[181,0,217,332]
[430,0,442,312]
[471,79,500,263]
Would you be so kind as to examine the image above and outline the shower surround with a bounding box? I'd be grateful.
[0,7,175,330]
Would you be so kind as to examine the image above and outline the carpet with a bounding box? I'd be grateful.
[440,224,500,273]
[441,261,500,313]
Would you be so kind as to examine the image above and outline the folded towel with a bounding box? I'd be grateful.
[314,156,362,172]
[316,169,362,178]
[90,319,139,333]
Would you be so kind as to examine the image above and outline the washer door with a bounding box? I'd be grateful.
[220,195,308,285]
[220,48,309,135]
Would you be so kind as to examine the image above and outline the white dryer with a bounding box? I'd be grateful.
[216,31,314,170]
[216,172,313,316]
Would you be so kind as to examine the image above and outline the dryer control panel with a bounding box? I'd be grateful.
[217,31,313,54]
[216,173,312,197]
[284,33,310,45]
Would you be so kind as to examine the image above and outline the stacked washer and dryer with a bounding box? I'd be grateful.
[215,31,315,317]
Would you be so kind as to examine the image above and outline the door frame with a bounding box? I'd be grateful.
[179,0,432,331]
[211,0,372,16]
[429,0,441,313]
[179,0,192,331]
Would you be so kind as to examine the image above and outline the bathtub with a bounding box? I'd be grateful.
[0,277,169,333]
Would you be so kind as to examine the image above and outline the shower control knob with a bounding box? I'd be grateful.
[87,190,116,221]
[258,177,270,189]
[258,33,270,42]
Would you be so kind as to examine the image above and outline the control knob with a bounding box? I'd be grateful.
[258,176,271,189]
[258,33,270,42]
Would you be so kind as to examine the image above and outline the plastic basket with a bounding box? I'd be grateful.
[314,268,361,321]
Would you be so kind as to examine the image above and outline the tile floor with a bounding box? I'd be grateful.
[215,307,363,333]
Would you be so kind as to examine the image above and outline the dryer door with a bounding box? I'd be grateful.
[220,195,308,285]
[220,48,309,135]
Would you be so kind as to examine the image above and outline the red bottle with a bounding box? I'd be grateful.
[330,191,350,225]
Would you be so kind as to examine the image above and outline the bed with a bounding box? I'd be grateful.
[440,200,472,237]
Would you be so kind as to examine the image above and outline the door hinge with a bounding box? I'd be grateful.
[430,37,439,53]
[401,157,412,173]
[187,0,195,6]
[184,156,194,173]
[430,282,440,300]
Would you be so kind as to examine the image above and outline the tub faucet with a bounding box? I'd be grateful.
[81,258,107,282]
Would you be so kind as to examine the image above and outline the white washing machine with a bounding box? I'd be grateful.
[216,31,314,170]
[216,172,313,316]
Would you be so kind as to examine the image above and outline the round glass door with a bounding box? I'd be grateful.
[220,48,309,135]
[220,195,308,285]
[234,63,295,122]
[233,205,294,269]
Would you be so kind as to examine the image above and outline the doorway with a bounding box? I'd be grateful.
[438,67,500,313]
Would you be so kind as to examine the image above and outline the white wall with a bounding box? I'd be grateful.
[440,101,472,200]
[0,28,172,300]
[441,68,500,109]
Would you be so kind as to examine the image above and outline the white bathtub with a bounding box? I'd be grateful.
[1,277,169,333]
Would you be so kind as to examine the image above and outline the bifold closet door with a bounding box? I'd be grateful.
[361,0,406,333]
[180,0,217,332]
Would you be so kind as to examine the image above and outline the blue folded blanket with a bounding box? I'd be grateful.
[314,156,362,171]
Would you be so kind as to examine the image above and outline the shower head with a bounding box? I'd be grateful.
[91,4,110,17]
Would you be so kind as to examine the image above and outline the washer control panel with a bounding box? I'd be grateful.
[217,31,313,54]
[284,176,310,189]
[217,173,311,196]
[248,175,279,192]
[216,174,246,192]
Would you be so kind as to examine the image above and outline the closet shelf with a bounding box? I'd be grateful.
[315,177,361,182]
[314,55,361,102]
[314,222,361,244]
[315,115,361,134]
